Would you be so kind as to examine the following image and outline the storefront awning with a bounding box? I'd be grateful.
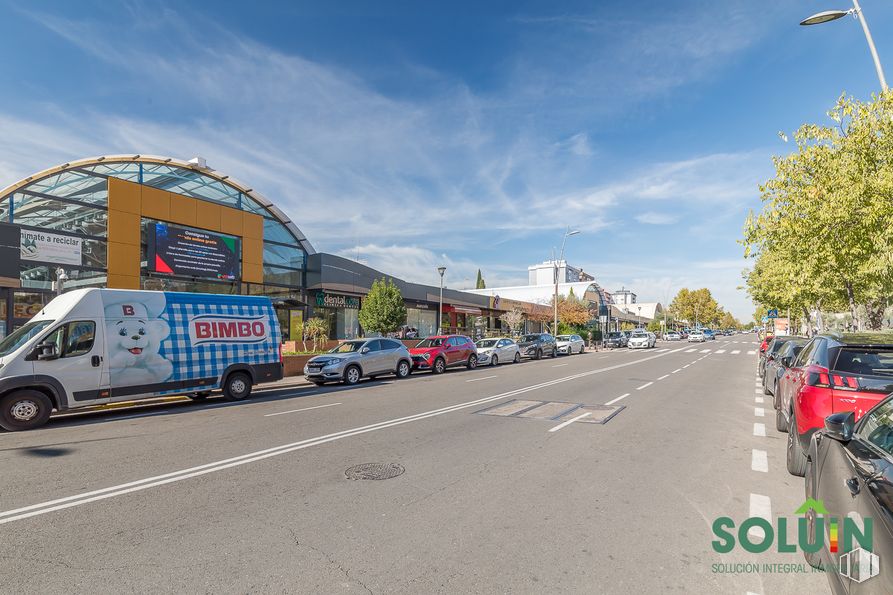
[444,305,482,315]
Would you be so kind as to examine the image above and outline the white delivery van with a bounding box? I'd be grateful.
[0,288,283,431]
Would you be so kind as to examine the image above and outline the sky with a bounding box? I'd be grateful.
[1,0,891,321]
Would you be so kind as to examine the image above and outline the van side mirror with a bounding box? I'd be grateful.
[824,412,855,442]
[35,341,59,361]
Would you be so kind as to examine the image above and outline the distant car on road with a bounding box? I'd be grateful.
[628,329,655,349]
[758,336,789,383]
[665,331,681,341]
[702,329,716,341]
[605,331,628,349]
[556,334,585,355]
[688,330,705,342]
[517,333,558,359]
[305,338,412,386]
[410,335,478,374]
[805,395,893,593]
[475,337,521,366]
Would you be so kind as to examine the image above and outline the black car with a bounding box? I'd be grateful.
[805,396,893,593]
[758,336,787,379]
[517,333,558,359]
[760,336,795,394]
[605,331,628,349]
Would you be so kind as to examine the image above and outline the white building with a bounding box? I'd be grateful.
[612,287,637,306]
[527,260,595,286]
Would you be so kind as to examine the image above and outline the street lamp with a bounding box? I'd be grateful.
[437,266,446,332]
[553,228,580,334]
[800,1,887,91]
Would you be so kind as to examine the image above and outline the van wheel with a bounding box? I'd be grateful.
[513,352,521,364]
[395,360,411,379]
[343,365,362,385]
[0,390,53,431]
[223,372,252,401]
[786,412,807,477]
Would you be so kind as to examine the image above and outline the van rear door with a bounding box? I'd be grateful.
[32,318,109,407]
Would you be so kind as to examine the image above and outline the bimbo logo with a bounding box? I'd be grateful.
[189,315,269,346]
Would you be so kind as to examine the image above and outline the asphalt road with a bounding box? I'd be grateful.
[0,335,828,594]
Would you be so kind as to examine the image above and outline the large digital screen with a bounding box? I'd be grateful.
[147,222,240,281]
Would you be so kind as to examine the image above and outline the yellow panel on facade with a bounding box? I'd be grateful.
[242,262,263,284]
[169,195,198,226]
[141,186,171,221]
[107,178,142,214]
[220,206,243,236]
[195,200,221,231]
[242,212,263,240]
[107,273,140,290]
[107,209,141,246]
[107,241,140,277]
[242,237,262,265]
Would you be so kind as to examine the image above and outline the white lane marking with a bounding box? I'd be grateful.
[657,348,669,352]
[0,346,691,525]
[636,382,653,390]
[605,393,630,405]
[755,396,764,404]
[548,411,592,433]
[716,349,726,354]
[755,407,765,417]
[683,364,690,368]
[672,368,682,373]
[748,350,757,355]
[552,363,568,368]
[466,375,498,382]
[754,388,763,394]
[731,350,740,354]
[751,449,768,472]
[700,349,710,353]
[685,348,697,353]
[754,423,766,437]
[598,356,609,359]
[754,382,762,387]
[264,402,342,417]
[657,374,669,380]
[748,494,772,540]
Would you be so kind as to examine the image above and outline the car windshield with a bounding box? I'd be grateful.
[0,320,54,358]
[521,335,541,342]
[630,330,647,337]
[557,335,572,341]
[329,341,367,354]
[476,339,498,348]
[608,332,622,339]
[415,337,445,348]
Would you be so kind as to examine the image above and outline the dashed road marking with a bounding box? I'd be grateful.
[605,393,630,406]
[748,350,757,355]
[657,374,669,380]
[685,348,697,353]
[754,423,766,437]
[732,350,740,354]
[716,349,726,354]
[636,382,653,390]
[264,402,342,418]
[672,368,682,374]
[548,411,592,433]
[466,375,498,383]
[748,494,772,539]
[755,396,764,404]
[754,389,763,394]
[657,348,669,352]
[755,407,765,417]
[683,364,690,368]
[552,363,568,368]
[751,449,768,472]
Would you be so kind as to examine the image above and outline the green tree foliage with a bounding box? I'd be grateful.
[475,269,486,289]
[358,278,407,335]
[303,317,329,352]
[743,92,893,331]
[670,288,722,327]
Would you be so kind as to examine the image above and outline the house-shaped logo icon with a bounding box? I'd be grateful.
[839,547,880,583]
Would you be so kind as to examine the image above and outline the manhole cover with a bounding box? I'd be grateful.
[345,462,405,481]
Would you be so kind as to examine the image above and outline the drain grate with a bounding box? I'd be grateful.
[345,462,405,481]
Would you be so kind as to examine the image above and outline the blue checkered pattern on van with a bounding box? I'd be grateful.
[158,292,281,386]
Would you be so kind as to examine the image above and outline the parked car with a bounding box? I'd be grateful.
[757,333,776,378]
[409,335,478,373]
[665,331,681,341]
[305,338,412,386]
[556,334,585,355]
[780,332,893,476]
[517,333,558,359]
[805,397,893,593]
[702,329,716,341]
[605,331,628,349]
[758,336,791,386]
[628,329,655,349]
[764,338,807,402]
[688,330,705,342]
[475,337,521,366]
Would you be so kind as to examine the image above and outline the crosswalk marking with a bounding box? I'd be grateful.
[731,350,740,354]
[747,350,756,355]
[716,349,726,354]
[700,349,710,353]
[685,348,697,353]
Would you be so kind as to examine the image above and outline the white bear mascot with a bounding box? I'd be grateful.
[104,296,174,387]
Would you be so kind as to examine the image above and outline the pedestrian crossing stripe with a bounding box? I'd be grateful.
[716,349,726,353]
[700,349,710,353]
[748,350,757,355]
[685,348,697,353]
[732,350,740,354]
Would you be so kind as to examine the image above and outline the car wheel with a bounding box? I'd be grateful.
[803,451,823,568]
[786,412,807,476]
[0,390,53,431]
[467,354,478,369]
[775,407,788,433]
[535,349,542,360]
[432,357,446,374]
[551,348,557,358]
[763,380,772,396]
[223,372,252,401]
[513,352,521,364]
[343,365,362,385]
[490,354,498,367]
[395,360,411,379]
[579,345,585,354]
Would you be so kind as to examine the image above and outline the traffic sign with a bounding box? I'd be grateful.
[767,309,779,319]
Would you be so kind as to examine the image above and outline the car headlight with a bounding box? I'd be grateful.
[421,353,431,360]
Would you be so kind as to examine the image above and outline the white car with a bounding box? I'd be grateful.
[665,332,681,341]
[475,337,521,366]
[688,331,705,342]
[628,330,656,349]
[556,334,586,355]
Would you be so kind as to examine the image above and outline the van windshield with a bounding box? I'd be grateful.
[0,320,54,358]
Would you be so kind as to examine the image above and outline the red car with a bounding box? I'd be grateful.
[409,335,478,374]
[779,333,893,476]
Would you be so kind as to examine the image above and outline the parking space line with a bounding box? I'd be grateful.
[754,388,763,394]
[748,494,772,539]
[753,423,766,437]
[605,393,630,405]
[466,375,498,383]
[751,449,768,472]
[548,411,592,433]
[657,374,669,380]
[755,396,764,404]
[636,382,653,390]
[755,407,765,417]
[264,403,342,417]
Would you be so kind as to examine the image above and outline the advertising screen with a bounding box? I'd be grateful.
[147,222,240,280]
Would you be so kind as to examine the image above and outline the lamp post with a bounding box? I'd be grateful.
[637,305,642,328]
[553,228,580,335]
[437,266,446,332]
[800,0,887,91]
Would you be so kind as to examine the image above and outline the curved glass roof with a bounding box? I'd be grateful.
[0,155,315,255]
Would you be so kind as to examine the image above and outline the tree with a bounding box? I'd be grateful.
[500,308,525,336]
[358,278,407,335]
[475,269,486,289]
[303,317,329,352]
[555,292,590,326]
[670,288,721,327]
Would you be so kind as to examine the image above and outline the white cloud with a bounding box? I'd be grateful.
[635,212,679,225]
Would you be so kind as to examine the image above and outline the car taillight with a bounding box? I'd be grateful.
[805,364,830,387]
[830,373,859,391]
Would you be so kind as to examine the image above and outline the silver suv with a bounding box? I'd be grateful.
[304,338,412,385]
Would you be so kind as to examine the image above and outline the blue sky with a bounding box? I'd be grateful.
[1,0,891,320]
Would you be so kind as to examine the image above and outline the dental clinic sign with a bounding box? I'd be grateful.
[20,229,82,266]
